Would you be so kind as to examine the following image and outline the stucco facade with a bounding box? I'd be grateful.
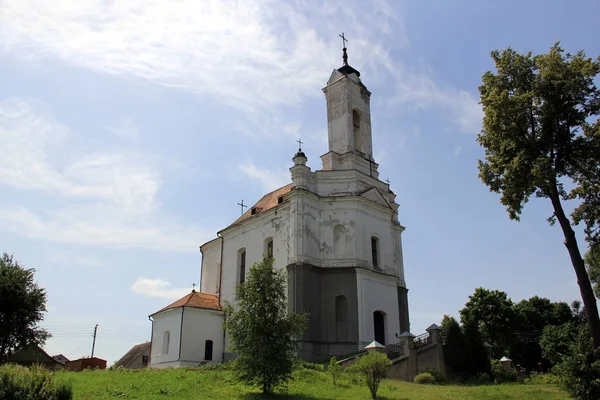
[149,293,223,368]
[154,53,410,365]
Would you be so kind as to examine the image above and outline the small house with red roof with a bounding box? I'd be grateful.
[149,290,223,367]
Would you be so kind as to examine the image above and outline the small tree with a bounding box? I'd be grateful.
[349,352,391,399]
[222,257,307,395]
[328,356,342,385]
[0,253,50,363]
[550,324,600,400]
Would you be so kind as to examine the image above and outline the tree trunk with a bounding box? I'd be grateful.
[549,186,600,348]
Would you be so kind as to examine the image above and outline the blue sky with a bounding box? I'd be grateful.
[1,0,599,364]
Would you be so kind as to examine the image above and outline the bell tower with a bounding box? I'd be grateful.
[321,38,379,178]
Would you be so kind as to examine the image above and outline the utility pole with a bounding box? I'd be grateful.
[91,324,98,358]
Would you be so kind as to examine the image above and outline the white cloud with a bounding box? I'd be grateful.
[0,98,212,252]
[1,0,481,137]
[454,146,462,158]
[0,0,476,133]
[130,278,190,300]
[384,61,483,134]
[1,0,336,116]
[106,118,139,139]
[238,161,290,192]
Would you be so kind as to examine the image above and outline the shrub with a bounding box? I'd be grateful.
[423,367,446,384]
[525,371,561,385]
[328,357,342,385]
[348,352,391,399]
[0,364,73,400]
[551,326,600,400]
[463,372,491,385]
[491,360,517,384]
[414,372,435,384]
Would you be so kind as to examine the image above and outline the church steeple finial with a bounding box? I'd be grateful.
[336,32,360,77]
[339,33,349,66]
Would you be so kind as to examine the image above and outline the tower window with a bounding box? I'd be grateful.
[371,236,379,269]
[353,109,362,152]
[239,250,246,285]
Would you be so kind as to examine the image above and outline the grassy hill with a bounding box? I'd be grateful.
[53,365,570,399]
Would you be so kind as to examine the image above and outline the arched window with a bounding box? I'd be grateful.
[371,236,380,269]
[162,331,170,355]
[265,237,274,259]
[204,340,213,361]
[353,110,362,152]
[239,249,246,285]
[335,295,348,341]
[373,311,386,345]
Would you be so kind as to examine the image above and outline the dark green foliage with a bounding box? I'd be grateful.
[490,360,517,384]
[460,288,517,358]
[414,372,435,385]
[440,315,490,380]
[477,43,600,347]
[347,352,391,399]
[0,253,50,362]
[539,322,580,365]
[585,243,600,299]
[462,322,492,376]
[551,325,600,400]
[510,296,575,371]
[423,367,446,384]
[222,257,307,395]
[0,364,73,400]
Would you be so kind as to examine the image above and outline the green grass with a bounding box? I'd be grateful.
[54,367,571,400]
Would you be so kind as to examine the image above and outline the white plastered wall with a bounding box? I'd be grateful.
[180,308,224,363]
[200,239,221,295]
[149,308,182,367]
[356,269,401,345]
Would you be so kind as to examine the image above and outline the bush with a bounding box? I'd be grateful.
[491,360,517,384]
[328,357,342,385]
[551,327,600,400]
[348,352,391,399]
[0,364,73,400]
[525,371,561,385]
[423,367,446,384]
[414,372,435,384]
[464,372,491,385]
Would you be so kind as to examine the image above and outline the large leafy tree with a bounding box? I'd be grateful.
[511,296,574,370]
[460,287,517,358]
[223,257,307,394]
[0,253,50,363]
[477,43,600,346]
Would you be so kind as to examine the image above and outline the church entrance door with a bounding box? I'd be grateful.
[373,311,386,345]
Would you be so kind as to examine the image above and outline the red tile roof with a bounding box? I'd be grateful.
[225,183,294,230]
[151,291,221,315]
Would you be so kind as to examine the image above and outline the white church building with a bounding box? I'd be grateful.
[149,47,410,368]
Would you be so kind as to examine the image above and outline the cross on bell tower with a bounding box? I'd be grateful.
[321,34,378,178]
[339,32,349,66]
